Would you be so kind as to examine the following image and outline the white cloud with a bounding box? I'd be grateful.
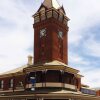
[69,52,100,87]
[69,52,90,66]
[61,0,100,45]
[82,68,100,88]
[83,35,100,57]
[0,0,33,73]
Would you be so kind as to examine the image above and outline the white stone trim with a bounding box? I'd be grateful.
[14,89,24,92]
[65,83,76,90]
[36,83,43,87]
[45,83,62,87]
[0,90,13,93]
[25,83,76,90]
[26,84,32,89]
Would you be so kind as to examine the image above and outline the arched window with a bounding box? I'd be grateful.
[58,31,63,60]
[40,7,46,21]
[9,79,13,88]
[46,70,61,82]
[36,71,43,83]
[0,80,4,89]
[27,72,36,83]
[64,72,74,84]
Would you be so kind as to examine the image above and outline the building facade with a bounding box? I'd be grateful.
[0,0,100,100]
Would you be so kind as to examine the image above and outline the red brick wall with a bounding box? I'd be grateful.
[0,77,13,90]
[0,74,26,91]
[76,78,81,90]
[96,90,100,96]
[33,17,68,64]
[14,75,26,89]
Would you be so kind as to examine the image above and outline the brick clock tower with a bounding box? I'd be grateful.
[33,0,69,64]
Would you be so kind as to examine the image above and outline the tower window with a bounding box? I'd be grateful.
[34,16,40,23]
[0,80,4,89]
[40,11,46,21]
[47,10,52,18]
[53,11,58,19]
[63,18,67,25]
[59,13,63,22]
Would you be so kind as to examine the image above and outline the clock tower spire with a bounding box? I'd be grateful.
[33,0,69,64]
[43,0,60,9]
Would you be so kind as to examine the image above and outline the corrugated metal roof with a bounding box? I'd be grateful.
[43,60,79,73]
[0,65,27,76]
[44,60,67,66]
[0,61,80,76]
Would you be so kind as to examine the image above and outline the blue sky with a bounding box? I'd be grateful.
[0,0,100,88]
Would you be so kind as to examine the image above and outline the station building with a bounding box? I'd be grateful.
[0,0,100,100]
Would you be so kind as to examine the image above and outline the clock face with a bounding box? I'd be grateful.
[40,28,46,38]
[58,31,63,39]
